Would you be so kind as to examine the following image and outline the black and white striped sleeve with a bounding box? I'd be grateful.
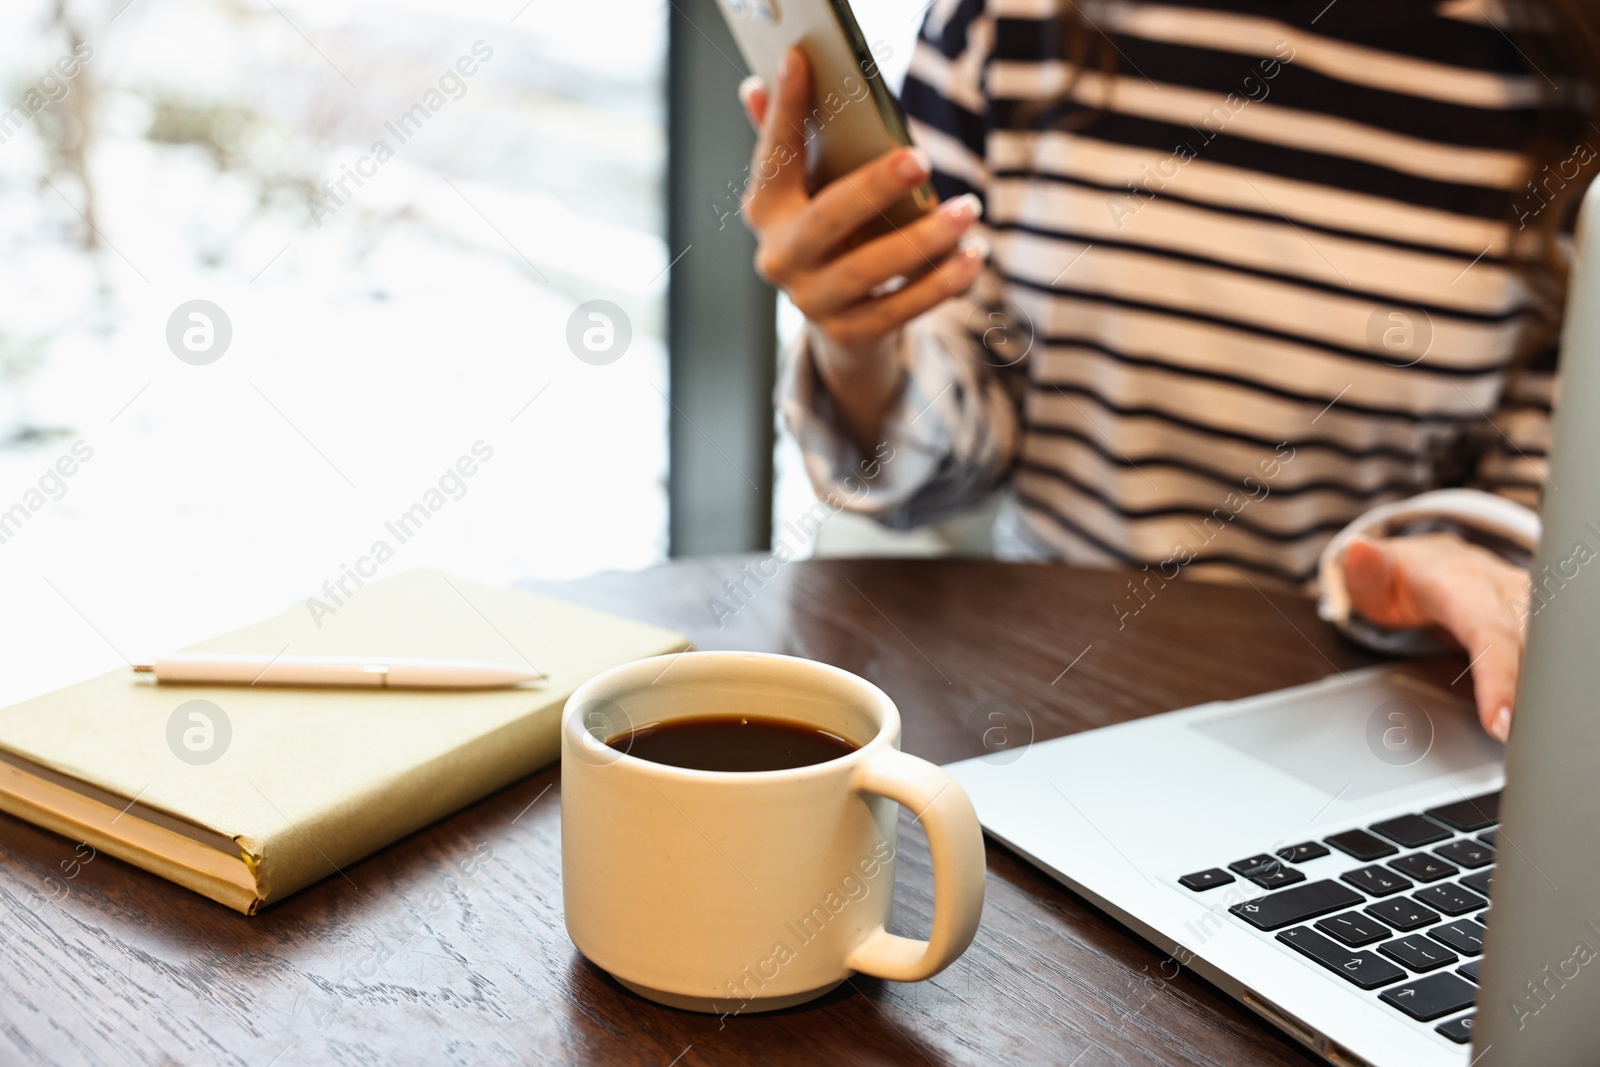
[1471,340,1555,508]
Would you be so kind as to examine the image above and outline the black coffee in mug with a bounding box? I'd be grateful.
[608,714,858,772]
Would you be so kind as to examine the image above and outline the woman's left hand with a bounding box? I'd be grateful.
[1341,533,1530,742]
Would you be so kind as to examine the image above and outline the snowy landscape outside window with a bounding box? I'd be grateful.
[0,0,669,704]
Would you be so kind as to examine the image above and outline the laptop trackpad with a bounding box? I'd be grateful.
[1191,670,1503,800]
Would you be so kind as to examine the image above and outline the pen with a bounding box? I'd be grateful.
[132,653,544,689]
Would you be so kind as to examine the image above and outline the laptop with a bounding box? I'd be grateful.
[944,182,1600,1067]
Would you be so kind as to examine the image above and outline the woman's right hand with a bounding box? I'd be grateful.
[739,49,985,448]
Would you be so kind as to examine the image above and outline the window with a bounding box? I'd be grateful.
[0,0,668,700]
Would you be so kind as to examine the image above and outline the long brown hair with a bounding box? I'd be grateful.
[1042,0,1600,365]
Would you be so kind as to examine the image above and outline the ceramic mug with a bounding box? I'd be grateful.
[561,651,986,1014]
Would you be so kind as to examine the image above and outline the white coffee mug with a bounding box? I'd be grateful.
[561,651,986,1014]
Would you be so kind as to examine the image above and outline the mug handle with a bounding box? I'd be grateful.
[845,747,986,981]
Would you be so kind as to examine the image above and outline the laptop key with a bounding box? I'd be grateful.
[1249,867,1306,890]
[1425,792,1500,832]
[1460,867,1493,897]
[1229,853,1281,877]
[1458,958,1482,982]
[1379,933,1458,972]
[1380,972,1476,1021]
[1179,868,1234,892]
[1390,853,1458,883]
[1366,898,1440,931]
[1277,841,1330,864]
[1316,910,1391,947]
[1230,880,1365,931]
[1414,883,1487,916]
[1478,828,1498,847]
[1430,919,1486,956]
[1435,838,1494,869]
[1325,829,1399,861]
[1369,814,1452,849]
[1277,927,1407,990]
[1342,865,1413,897]
[1436,1012,1475,1044]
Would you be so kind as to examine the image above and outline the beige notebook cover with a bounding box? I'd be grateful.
[0,569,690,914]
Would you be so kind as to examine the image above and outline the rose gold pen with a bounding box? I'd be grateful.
[131,653,544,689]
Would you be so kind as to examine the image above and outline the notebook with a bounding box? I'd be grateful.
[0,570,690,913]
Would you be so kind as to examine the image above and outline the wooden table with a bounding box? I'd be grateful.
[1,557,1449,1067]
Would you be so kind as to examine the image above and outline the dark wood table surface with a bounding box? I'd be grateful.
[1,556,1465,1067]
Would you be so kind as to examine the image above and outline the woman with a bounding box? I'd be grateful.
[739,0,1599,740]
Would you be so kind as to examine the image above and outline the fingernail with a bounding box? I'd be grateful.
[779,48,798,81]
[941,192,983,224]
[896,147,932,182]
[959,231,991,260]
[1491,705,1511,742]
[738,75,763,106]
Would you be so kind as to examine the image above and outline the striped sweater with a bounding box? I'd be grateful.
[781,0,1563,593]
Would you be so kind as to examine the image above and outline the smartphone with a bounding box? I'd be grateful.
[717,0,939,234]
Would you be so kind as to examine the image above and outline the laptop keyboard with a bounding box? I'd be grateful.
[1178,790,1499,1046]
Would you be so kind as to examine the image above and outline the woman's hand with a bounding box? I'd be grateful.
[1342,533,1530,742]
[739,49,985,449]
